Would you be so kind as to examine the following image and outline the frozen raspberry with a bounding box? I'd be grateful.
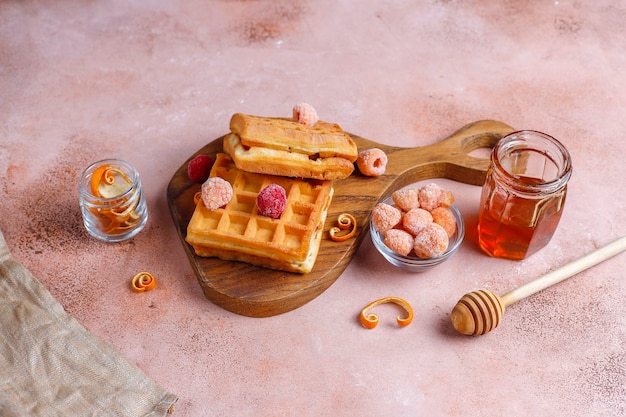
[413,222,449,258]
[292,103,319,126]
[384,229,414,256]
[187,154,213,183]
[418,183,454,211]
[201,177,233,210]
[431,207,457,238]
[392,187,420,211]
[257,184,287,219]
[402,208,433,236]
[371,203,402,234]
[356,148,388,177]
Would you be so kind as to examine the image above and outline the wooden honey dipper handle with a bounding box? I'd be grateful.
[451,236,626,336]
[500,236,626,306]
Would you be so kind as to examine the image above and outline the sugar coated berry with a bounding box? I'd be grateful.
[392,187,420,211]
[418,183,454,211]
[292,103,319,126]
[187,154,213,183]
[402,208,433,236]
[371,203,402,234]
[431,207,457,238]
[437,189,454,208]
[384,229,414,256]
[257,184,287,219]
[413,222,449,258]
[201,177,233,210]
[356,148,388,177]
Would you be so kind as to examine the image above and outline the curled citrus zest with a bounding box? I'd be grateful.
[104,167,130,186]
[131,271,156,292]
[103,168,116,185]
[193,191,202,205]
[110,199,138,221]
[91,166,133,198]
[359,296,414,329]
[90,165,109,196]
[337,213,354,229]
[329,213,357,242]
[87,163,142,236]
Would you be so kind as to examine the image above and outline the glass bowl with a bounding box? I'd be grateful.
[369,195,465,272]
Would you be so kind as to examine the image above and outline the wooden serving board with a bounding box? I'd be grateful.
[166,120,514,317]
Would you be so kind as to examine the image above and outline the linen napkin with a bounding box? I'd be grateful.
[0,230,178,416]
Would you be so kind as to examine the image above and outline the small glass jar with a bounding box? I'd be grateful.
[477,130,572,260]
[79,159,149,242]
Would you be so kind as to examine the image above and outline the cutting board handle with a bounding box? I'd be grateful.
[347,120,516,203]
[389,120,514,183]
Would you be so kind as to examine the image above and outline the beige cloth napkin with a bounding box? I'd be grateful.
[0,230,178,416]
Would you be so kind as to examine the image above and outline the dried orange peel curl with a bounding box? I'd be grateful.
[193,191,202,205]
[90,165,132,198]
[131,271,157,292]
[88,164,141,235]
[329,213,357,242]
[359,296,414,329]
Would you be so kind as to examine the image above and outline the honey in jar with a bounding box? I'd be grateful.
[477,131,572,260]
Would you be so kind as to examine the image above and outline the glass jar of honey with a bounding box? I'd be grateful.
[477,130,572,260]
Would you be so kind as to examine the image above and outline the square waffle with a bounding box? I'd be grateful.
[185,153,334,273]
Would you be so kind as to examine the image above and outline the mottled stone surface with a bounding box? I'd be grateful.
[1,1,625,416]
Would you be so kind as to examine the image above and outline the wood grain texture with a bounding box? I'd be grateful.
[166,120,515,317]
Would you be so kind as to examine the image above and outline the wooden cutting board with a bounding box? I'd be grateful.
[166,120,514,317]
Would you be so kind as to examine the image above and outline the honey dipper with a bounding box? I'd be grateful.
[451,236,626,336]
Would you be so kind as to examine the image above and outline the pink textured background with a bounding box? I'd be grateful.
[1,1,625,416]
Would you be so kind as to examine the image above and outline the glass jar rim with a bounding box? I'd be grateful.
[78,158,141,202]
[491,130,572,194]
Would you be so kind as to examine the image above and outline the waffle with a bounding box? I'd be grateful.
[185,153,334,273]
[224,113,358,180]
[224,133,355,181]
[230,113,358,160]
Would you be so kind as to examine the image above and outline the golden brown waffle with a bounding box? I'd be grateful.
[186,153,334,273]
[224,113,357,180]
[223,133,355,181]
[230,113,358,160]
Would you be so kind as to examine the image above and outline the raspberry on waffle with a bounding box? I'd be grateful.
[185,153,334,274]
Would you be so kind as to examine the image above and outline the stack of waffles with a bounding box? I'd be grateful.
[186,154,334,273]
[185,112,356,273]
[224,113,357,180]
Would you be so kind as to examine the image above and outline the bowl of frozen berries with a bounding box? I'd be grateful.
[369,182,465,272]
